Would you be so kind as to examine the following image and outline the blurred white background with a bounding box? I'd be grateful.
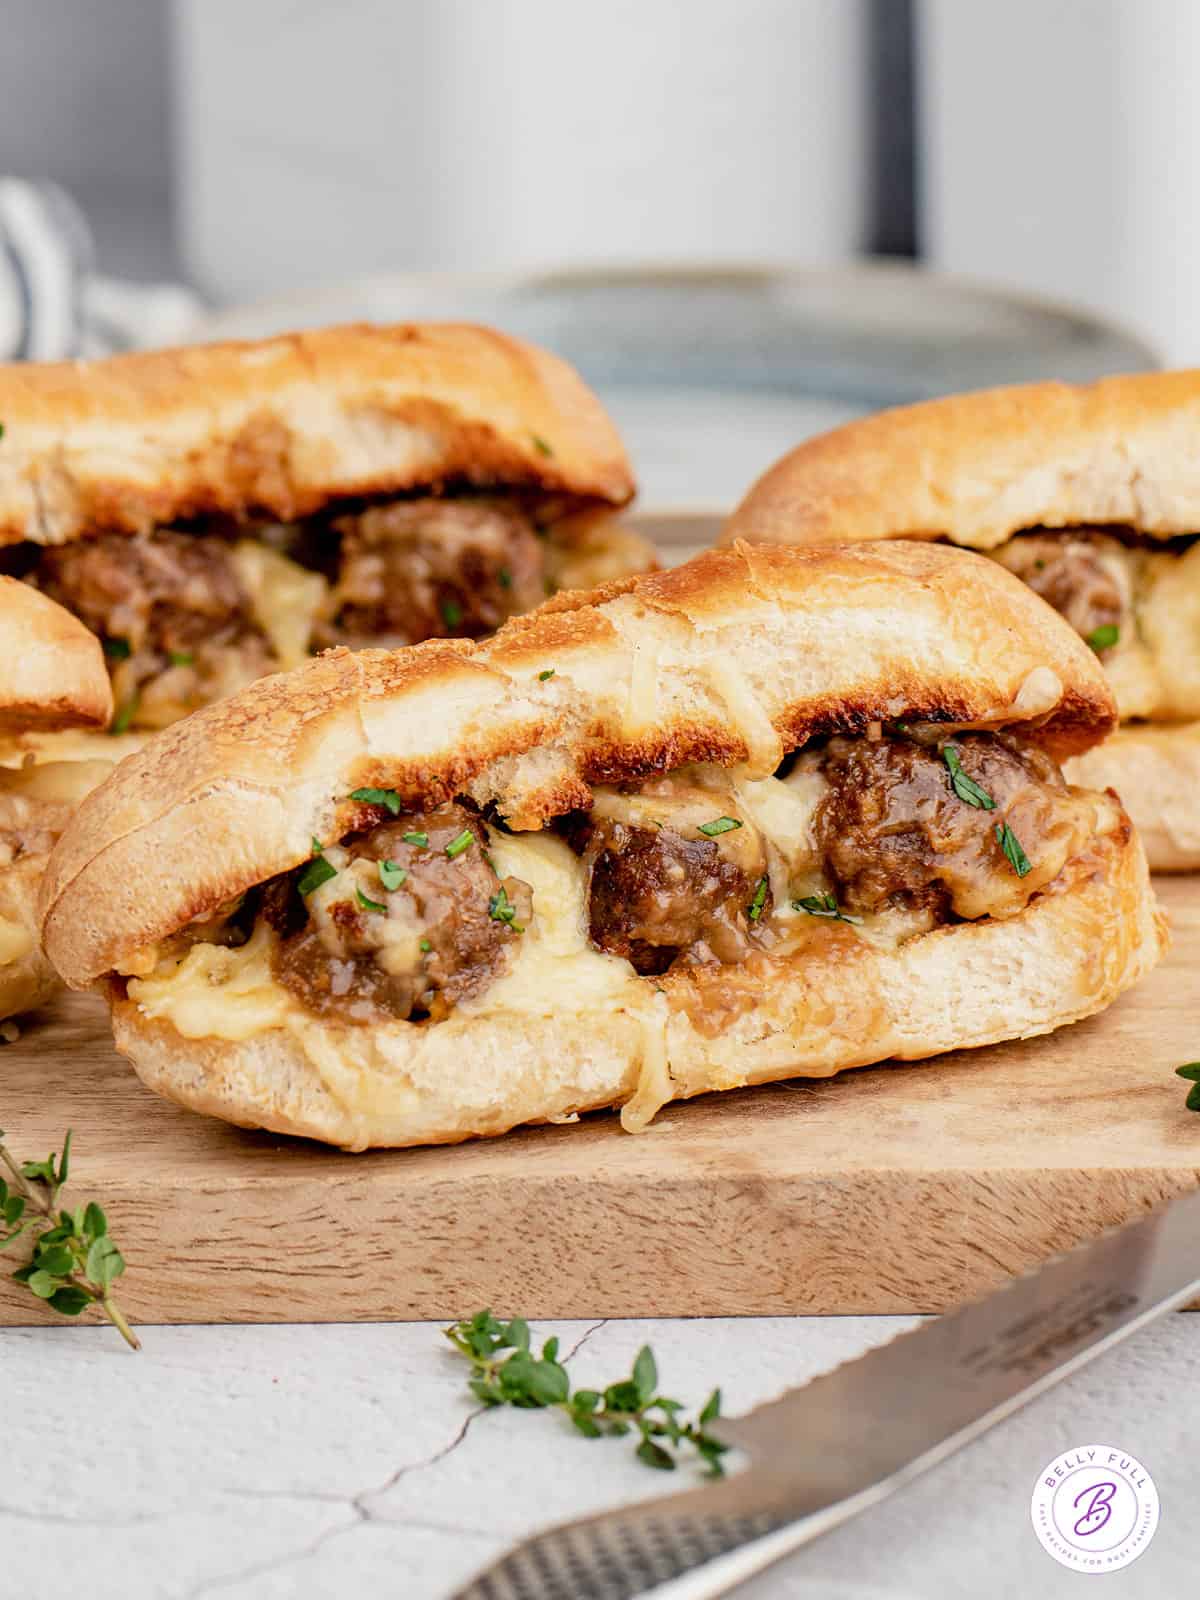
[0,0,1185,505]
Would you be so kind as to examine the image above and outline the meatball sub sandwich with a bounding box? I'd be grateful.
[39,542,1164,1149]
[0,321,647,739]
[0,576,114,1019]
[727,371,1200,868]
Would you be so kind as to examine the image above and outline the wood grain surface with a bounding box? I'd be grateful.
[2,879,1197,1326]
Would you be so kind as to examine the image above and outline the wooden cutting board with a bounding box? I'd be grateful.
[2,879,1198,1326]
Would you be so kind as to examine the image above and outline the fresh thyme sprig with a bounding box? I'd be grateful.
[0,1129,139,1349]
[445,1311,728,1475]
[1176,1062,1200,1112]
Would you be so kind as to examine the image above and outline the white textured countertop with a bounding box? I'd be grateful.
[3,1312,1194,1599]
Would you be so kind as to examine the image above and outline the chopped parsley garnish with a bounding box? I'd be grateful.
[791,892,863,925]
[747,876,769,922]
[697,816,742,838]
[167,650,194,668]
[488,884,524,932]
[538,669,555,681]
[110,696,139,736]
[349,787,402,815]
[356,886,387,914]
[297,855,337,896]
[445,829,475,860]
[531,433,554,458]
[102,637,131,660]
[995,821,1032,877]
[378,859,407,891]
[441,598,464,629]
[1086,622,1120,653]
[402,830,429,848]
[498,568,512,589]
[1176,1062,1200,1112]
[419,938,432,953]
[943,745,995,810]
[0,423,5,439]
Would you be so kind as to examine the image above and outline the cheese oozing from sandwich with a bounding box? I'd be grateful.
[122,726,1122,1136]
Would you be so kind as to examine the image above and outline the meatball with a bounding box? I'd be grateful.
[995,531,1125,644]
[36,530,252,659]
[269,804,531,1022]
[577,809,767,976]
[323,498,546,646]
[813,732,1092,922]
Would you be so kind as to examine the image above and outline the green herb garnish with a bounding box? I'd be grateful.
[747,875,769,922]
[538,669,555,682]
[402,830,429,848]
[356,886,387,914]
[110,695,139,736]
[498,568,512,589]
[488,884,524,932]
[697,816,742,838]
[445,829,475,860]
[419,938,432,953]
[791,892,863,925]
[378,859,407,892]
[297,855,337,896]
[167,650,194,668]
[349,787,402,815]
[1,1130,138,1349]
[445,1311,727,1476]
[995,822,1032,877]
[1176,1062,1200,1112]
[102,637,131,660]
[1086,622,1120,653]
[531,434,554,458]
[441,598,464,629]
[943,745,996,810]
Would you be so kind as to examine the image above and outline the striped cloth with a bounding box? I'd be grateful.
[0,178,199,361]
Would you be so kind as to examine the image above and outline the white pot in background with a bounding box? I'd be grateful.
[173,0,867,303]
[918,0,1200,365]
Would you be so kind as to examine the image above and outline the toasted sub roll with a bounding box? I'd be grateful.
[724,370,1200,870]
[0,576,115,1019]
[0,321,650,735]
[40,542,1165,1148]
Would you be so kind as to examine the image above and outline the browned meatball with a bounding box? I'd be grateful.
[579,818,766,976]
[323,498,546,646]
[269,804,530,1022]
[997,532,1124,644]
[36,530,252,659]
[814,732,1087,922]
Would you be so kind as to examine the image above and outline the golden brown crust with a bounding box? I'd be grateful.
[726,370,1200,552]
[40,540,1117,988]
[103,822,1165,1149]
[1064,721,1200,871]
[0,322,634,548]
[0,576,112,733]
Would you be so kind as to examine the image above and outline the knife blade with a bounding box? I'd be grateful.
[451,1182,1200,1600]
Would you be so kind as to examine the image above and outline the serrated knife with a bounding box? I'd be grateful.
[452,1183,1200,1600]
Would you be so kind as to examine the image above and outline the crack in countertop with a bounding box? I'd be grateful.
[180,1318,610,1598]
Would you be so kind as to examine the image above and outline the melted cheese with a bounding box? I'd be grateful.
[129,925,294,1040]
[230,540,328,671]
[127,831,679,1135]
[0,758,115,805]
[0,915,32,965]
[705,659,784,777]
[467,832,644,1017]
